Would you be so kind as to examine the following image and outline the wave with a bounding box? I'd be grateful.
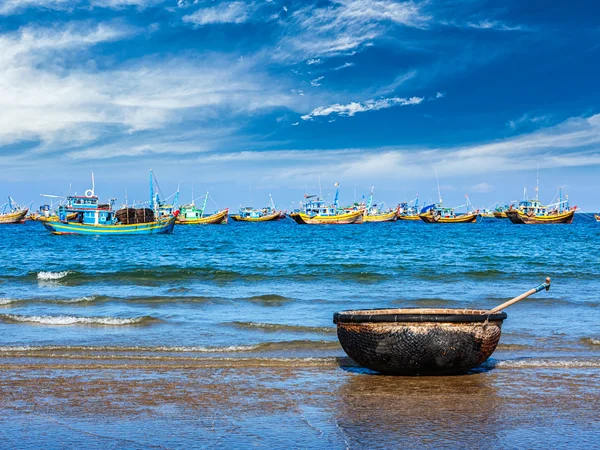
[494,357,600,369]
[0,340,340,354]
[0,314,160,326]
[16,266,395,286]
[37,271,70,281]
[227,321,336,334]
[580,337,600,346]
[0,296,97,306]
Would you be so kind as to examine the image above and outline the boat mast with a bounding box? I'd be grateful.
[173,184,180,209]
[535,167,539,201]
[436,169,442,204]
[269,194,276,210]
[191,183,195,206]
[367,186,374,209]
[201,191,209,218]
[334,182,340,208]
[149,169,155,212]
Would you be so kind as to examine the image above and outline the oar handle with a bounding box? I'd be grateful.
[489,277,551,314]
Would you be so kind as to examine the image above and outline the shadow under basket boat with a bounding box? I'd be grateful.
[333,308,507,375]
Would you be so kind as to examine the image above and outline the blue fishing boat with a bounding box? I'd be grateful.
[39,172,177,235]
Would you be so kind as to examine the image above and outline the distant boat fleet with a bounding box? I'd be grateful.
[0,170,592,235]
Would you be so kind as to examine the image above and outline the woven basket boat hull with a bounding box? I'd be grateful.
[334,308,506,375]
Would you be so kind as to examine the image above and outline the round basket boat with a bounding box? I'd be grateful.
[333,308,507,375]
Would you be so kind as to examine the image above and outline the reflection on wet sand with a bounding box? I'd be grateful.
[0,357,598,448]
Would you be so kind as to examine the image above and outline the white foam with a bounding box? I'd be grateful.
[496,358,600,368]
[0,298,17,305]
[37,271,69,281]
[0,314,153,326]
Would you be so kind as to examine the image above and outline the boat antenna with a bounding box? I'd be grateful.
[191,183,195,205]
[91,171,95,195]
[436,169,442,204]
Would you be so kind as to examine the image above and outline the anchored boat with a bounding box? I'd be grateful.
[231,196,284,222]
[0,197,28,224]
[397,197,421,221]
[176,191,228,225]
[419,192,478,224]
[506,189,576,224]
[289,183,363,225]
[39,172,177,235]
[361,187,399,223]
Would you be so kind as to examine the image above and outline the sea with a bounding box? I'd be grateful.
[0,217,599,448]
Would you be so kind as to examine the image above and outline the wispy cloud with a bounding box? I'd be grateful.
[276,0,431,61]
[333,62,355,71]
[507,113,550,130]
[466,20,524,32]
[183,1,253,25]
[0,21,300,154]
[301,96,423,120]
[0,0,164,15]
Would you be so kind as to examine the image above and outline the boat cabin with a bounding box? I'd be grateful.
[518,199,547,216]
[59,196,116,225]
[302,197,337,217]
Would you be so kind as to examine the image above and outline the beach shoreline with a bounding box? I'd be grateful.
[1,354,599,448]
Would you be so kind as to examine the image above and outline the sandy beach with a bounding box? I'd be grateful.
[1,352,598,448]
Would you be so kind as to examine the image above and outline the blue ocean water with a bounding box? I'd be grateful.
[0,217,599,359]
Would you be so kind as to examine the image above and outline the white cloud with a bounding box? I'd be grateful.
[276,0,431,61]
[301,96,423,120]
[183,2,252,25]
[507,113,549,130]
[306,58,321,65]
[466,20,524,32]
[310,76,324,87]
[0,22,301,154]
[469,182,493,193]
[333,62,355,71]
[0,0,164,15]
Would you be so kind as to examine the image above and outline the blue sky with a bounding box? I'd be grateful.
[1,0,599,211]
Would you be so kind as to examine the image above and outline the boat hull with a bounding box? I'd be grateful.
[0,209,28,224]
[230,211,282,222]
[363,210,398,222]
[595,214,600,222]
[397,215,421,221]
[289,211,363,225]
[40,217,176,235]
[419,213,478,224]
[507,209,575,224]
[493,211,508,219]
[176,209,229,225]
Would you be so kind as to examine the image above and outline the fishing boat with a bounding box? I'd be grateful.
[39,172,177,235]
[419,203,478,223]
[595,214,600,222]
[419,176,478,224]
[493,204,510,219]
[397,197,421,221]
[0,197,28,224]
[230,196,284,222]
[505,187,576,224]
[361,188,399,222]
[289,183,363,225]
[176,191,229,225]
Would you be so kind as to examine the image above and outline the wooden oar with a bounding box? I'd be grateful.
[489,277,551,314]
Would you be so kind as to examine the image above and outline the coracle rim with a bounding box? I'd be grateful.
[333,308,507,324]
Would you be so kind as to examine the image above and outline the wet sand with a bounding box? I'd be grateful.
[1,355,598,448]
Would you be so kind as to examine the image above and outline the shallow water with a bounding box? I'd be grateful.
[0,218,599,447]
